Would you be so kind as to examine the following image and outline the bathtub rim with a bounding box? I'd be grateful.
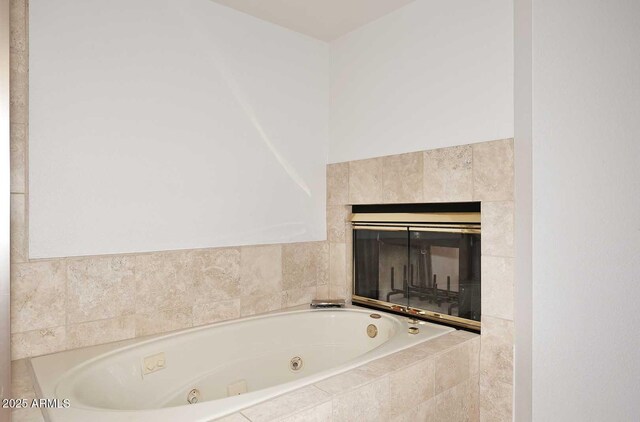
[53,305,404,410]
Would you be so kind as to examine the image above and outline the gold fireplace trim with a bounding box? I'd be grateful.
[351,212,480,224]
[352,296,481,331]
[352,225,480,234]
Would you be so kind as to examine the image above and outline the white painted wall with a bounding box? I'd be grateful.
[29,0,329,258]
[532,1,640,420]
[514,0,532,419]
[329,0,513,163]
[1,0,11,410]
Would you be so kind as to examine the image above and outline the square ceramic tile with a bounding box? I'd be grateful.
[382,152,424,203]
[283,242,329,290]
[423,145,473,202]
[187,248,241,304]
[349,158,383,204]
[134,251,194,314]
[11,260,66,332]
[67,256,136,324]
[240,245,282,296]
[473,139,514,201]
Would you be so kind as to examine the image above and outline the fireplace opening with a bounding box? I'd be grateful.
[351,203,481,331]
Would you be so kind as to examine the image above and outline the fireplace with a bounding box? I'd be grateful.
[351,203,481,330]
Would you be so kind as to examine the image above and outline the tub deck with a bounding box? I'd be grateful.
[20,305,480,422]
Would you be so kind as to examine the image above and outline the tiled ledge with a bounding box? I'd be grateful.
[11,330,479,422]
[219,330,480,422]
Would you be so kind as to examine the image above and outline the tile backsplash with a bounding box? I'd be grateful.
[325,138,515,422]
[9,242,328,360]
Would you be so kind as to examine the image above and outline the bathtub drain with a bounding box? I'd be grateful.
[187,388,200,404]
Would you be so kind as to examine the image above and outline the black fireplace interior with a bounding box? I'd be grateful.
[352,203,481,330]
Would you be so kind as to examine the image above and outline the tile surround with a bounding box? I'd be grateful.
[10,331,478,421]
[327,138,515,421]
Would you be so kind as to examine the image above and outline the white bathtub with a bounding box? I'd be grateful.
[30,306,454,421]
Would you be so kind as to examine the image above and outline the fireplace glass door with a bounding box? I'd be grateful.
[353,225,481,329]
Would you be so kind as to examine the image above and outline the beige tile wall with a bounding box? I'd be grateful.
[327,139,515,422]
[9,242,328,360]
